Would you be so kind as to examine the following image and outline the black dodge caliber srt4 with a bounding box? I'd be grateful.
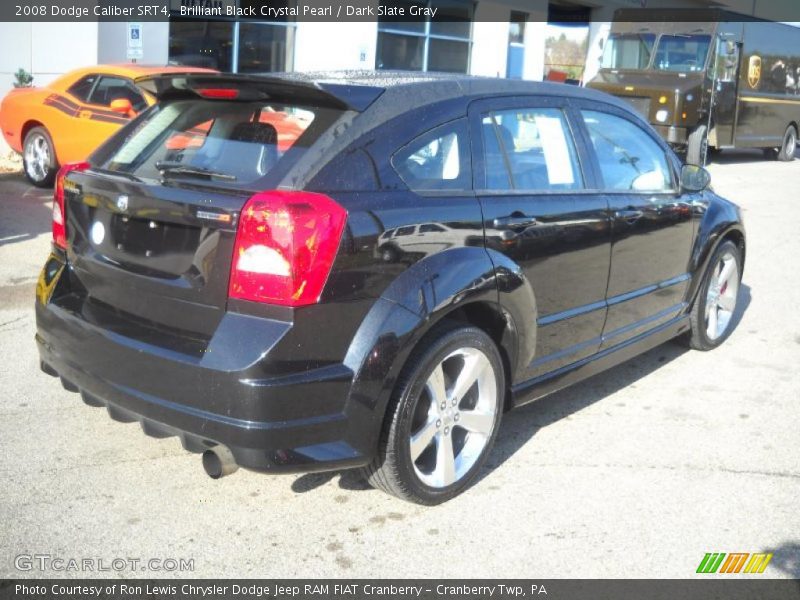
[36,72,746,504]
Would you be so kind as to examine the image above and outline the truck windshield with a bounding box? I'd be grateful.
[601,34,656,70]
[654,34,711,72]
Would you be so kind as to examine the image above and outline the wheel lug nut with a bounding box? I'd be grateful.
[452,399,457,406]
[436,419,441,428]
[454,414,459,422]
[440,402,446,410]
[444,427,450,435]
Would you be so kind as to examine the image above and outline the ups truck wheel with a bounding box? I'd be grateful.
[686,125,708,166]
[777,125,797,162]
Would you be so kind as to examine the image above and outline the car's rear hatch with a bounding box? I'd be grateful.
[65,174,246,338]
[62,74,382,340]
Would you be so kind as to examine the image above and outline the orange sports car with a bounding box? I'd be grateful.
[0,64,215,187]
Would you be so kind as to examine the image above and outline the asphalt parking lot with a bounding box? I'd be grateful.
[0,152,798,579]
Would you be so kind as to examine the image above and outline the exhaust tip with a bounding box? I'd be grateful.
[202,446,239,479]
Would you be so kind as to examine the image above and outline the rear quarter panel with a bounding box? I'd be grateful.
[43,92,127,164]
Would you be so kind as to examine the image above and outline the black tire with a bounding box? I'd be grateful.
[686,124,708,166]
[379,245,398,263]
[763,126,798,161]
[686,240,742,351]
[777,125,797,162]
[362,323,505,505]
[22,126,58,187]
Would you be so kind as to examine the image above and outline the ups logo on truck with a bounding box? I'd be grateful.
[747,55,762,89]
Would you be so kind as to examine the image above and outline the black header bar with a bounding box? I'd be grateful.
[4,1,800,22]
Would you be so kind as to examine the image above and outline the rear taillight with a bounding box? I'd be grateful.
[229,191,347,307]
[53,162,90,249]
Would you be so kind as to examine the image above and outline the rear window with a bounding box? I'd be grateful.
[101,99,342,187]
[393,119,472,192]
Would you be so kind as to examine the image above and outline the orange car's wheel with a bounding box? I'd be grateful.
[23,127,59,188]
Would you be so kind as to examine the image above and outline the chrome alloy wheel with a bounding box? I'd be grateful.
[408,347,498,488]
[705,251,739,341]
[24,133,52,183]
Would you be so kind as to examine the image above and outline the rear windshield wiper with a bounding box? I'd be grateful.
[155,161,237,181]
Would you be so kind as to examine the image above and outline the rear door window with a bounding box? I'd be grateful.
[482,108,584,191]
[101,99,341,188]
[393,119,472,192]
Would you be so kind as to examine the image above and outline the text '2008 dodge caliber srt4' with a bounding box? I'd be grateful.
[36,72,746,504]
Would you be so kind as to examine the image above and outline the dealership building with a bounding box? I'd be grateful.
[0,0,794,105]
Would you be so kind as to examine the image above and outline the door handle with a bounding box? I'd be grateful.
[614,209,644,223]
[493,215,538,230]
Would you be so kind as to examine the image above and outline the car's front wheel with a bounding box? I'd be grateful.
[23,126,58,188]
[363,324,505,504]
[687,240,742,350]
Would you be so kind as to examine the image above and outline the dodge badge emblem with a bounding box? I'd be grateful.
[116,194,129,212]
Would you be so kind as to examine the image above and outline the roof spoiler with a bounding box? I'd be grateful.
[134,73,384,112]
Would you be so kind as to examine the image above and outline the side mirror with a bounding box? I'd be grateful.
[109,98,134,116]
[680,164,711,192]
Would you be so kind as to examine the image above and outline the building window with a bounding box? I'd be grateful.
[237,23,295,73]
[507,11,527,79]
[508,11,526,45]
[169,21,235,71]
[376,0,473,73]
[169,21,233,71]
[169,18,295,73]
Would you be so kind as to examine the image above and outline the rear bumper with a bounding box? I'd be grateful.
[35,255,367,474]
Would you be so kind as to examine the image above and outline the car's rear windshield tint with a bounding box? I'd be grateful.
[101,99,344,188]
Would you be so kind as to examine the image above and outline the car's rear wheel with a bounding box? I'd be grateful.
[23,126,58,187]
[362,324,504,504]
[687,240,742,351]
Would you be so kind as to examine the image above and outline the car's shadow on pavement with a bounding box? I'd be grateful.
[766,541,800,579]
[0,171,52,247]
[295,287,752,499]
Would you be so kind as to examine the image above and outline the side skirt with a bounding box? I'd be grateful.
[510,315,691,409]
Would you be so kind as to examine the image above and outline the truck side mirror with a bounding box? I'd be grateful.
[680,164,711,192]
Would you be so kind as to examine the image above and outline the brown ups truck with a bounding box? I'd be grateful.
[587,9,800,165]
